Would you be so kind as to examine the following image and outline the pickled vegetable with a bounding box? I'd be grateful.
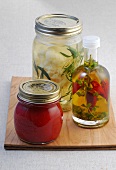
[72,56,110,122]
[32,38,83,111]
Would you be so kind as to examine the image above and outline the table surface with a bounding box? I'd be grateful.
[0,0,116,169]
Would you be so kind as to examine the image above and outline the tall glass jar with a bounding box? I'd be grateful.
[32,14,83,111]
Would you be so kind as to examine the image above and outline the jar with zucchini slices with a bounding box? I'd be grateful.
[32,14,83,111]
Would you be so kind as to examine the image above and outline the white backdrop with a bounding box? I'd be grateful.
[0,0,116,169]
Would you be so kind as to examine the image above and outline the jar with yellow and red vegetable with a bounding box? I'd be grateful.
[14,79,63,144]
[72,36,110,128]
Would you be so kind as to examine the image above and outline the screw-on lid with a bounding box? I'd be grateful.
[35,14,82,36]
[83,36,100,49]
[18,79,61,104]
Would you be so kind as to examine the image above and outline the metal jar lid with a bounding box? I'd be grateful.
[18,79,61,104]
[35,14,82,36]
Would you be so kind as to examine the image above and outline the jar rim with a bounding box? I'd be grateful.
[35,14,82,36]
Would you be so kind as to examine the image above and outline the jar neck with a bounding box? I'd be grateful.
[35,31,82,46]
[18,97,59,107]
[84,48,98,62]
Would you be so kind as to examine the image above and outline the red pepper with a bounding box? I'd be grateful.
[91,81,104,94]
[86,80,102,110]
[72,82,81,94]
[86,91,97,111]
[101,79,109,101]
[91,80,109,101]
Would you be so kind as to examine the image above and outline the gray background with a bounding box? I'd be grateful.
[0,0,116,169]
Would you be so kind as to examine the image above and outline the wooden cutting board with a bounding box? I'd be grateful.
[4,76,116,150]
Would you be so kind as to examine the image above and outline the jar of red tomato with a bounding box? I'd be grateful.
[14,79,63,144]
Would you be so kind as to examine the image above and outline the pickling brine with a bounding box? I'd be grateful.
[72,65,110,121]
[32,14,83,111]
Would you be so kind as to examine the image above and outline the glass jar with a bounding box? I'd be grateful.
[14,79,63,144]
[32,14,83,111]
[72,36,110,128]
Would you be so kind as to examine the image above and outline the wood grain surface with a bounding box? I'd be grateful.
[4,76,116,150]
